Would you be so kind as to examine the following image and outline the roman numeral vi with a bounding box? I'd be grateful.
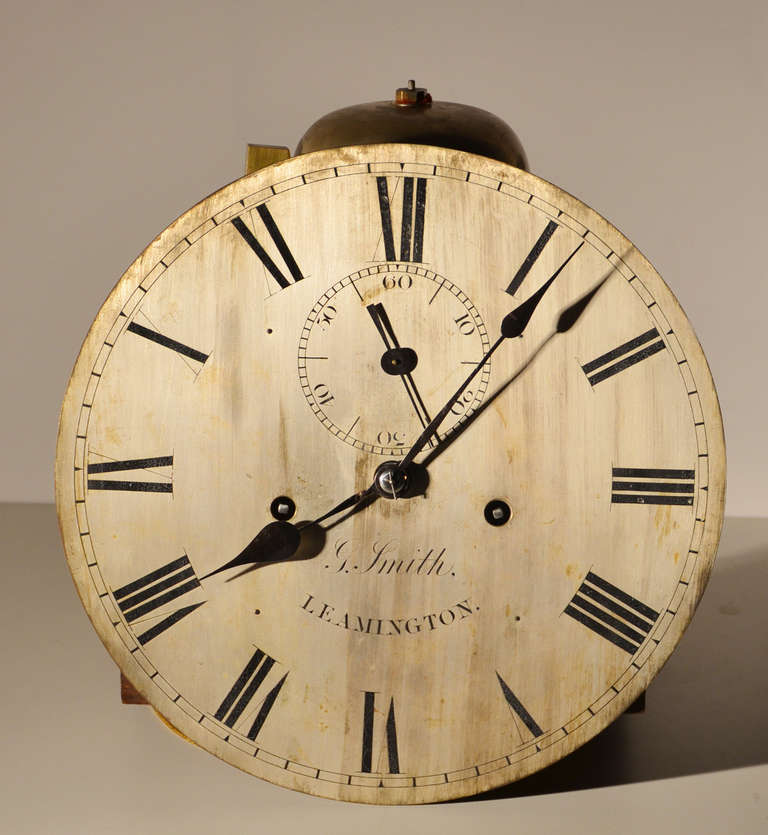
[360,691,400,773]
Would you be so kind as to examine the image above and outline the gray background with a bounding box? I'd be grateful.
[1,1,766,831]
[1,0,766,515]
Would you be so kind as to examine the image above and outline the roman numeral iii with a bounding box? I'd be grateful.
[360,691,400,773]
[611,467,695,506]
[215,648,288,740]
[232,204,304,289]
[582,327,666,385]
[376,176,427,262]
[87,455,173,493]
[113,554,203,645]
[565,572,660,654]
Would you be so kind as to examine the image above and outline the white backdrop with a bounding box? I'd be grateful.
[2,0,766,515]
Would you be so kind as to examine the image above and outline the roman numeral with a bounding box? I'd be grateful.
[582,327,666,385]
[565,571,660,654]
[376,176,427,262]
[232,204,304,289]
[215,648,288,740]
[496,672,543,740]
[113,555,203,645]
[505,220,558,296]
[87,455,173,493]
[360,691,400,773]
[126,322,209,364]
[612,467,695,506]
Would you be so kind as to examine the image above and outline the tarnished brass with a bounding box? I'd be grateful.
[246,143,291,174]
[295,82,528,170]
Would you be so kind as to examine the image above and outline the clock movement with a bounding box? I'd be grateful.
[56,82,725,803]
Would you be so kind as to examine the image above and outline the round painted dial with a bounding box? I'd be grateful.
[56,145,725,804]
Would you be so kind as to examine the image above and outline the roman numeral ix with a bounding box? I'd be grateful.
[113,555,203,645]
[612,467,695,506]
[361,691,400,773]
[87,455,173,493]
[232,203,304,290]
[376,176,427,263]
[215,648,288,741]
[582,327,666,385]
[565,572,660,655]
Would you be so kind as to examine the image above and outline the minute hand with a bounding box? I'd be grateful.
[400,242,583,469]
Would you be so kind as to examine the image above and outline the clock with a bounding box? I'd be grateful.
[56,84,725,804]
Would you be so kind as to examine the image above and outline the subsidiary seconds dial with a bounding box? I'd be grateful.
[298,264,491,455]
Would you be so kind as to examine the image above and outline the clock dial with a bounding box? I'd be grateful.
[56,145,725,803]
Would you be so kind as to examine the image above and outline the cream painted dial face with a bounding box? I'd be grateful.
[56,145,725,804]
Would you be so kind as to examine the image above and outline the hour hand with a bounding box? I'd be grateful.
[201,521,301,580]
